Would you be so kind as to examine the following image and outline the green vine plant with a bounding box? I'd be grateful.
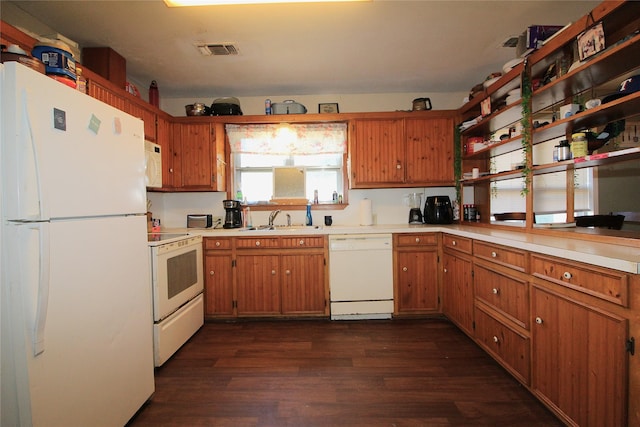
[454,125,462,204]
[519,63,532,196]
[490,157,498,199]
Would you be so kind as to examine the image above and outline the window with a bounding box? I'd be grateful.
[226,123,347,204]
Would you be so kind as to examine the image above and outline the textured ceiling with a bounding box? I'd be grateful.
[5,0,599,98]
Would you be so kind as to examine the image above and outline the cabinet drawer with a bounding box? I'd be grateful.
[474,263,529,329]
[473,241,527,272]
[281,236,324,248]
[474,305,530,385]
[442,234,472,254]
[396,233,437,247]
[204,237,232,250]
[531,254,628,307]
[235,237,280,249]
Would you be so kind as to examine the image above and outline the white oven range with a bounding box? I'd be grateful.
[148,233,204,366]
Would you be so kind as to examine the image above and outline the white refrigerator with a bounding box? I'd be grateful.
[0,62,155,426]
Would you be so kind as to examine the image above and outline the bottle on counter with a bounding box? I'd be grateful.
[313,189,319,204]
[265,99,272,115]
[332,190,338,203]
[149,80,159,107]
[306,203,313,226]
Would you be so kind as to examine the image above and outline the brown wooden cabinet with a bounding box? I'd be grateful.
[393,233,439,314]
[171,121,224,191]
[531,285,628,427]
[87,79,126,111]
[350,116,454,188]
[233,235,328,317]
[203,238,234,317]
[441,234,474,336]
[125,101,157,142]
[404,117,454,185]
[155,114,175,188]
[236,252,282,315]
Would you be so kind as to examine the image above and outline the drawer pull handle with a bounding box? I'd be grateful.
[535,317,543,324]
[493,336,499,343]
[215,241,221,247]
[402,267,408,272]
[255,241,261,246]
[209,271,215,275]
[299,240,305,245]
[415,238,420,243]
[452,241,457,246]
[491,251,497,258]
[285,270,291,275]
[492,288,499,295]
[271,270,276,275]
[563,271,572,280]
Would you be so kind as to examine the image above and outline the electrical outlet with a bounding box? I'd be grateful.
[212,216,223,225]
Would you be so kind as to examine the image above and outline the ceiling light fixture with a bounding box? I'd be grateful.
[165,0,367,6]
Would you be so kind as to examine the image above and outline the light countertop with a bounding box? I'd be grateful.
[166,224,640,274]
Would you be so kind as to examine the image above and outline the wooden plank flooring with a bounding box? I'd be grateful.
[127,318,562,427]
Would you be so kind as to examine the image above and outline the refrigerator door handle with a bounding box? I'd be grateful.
[32,222,50,356]
[21,88,46,221]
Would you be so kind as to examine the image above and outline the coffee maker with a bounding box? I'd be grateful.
[223,200,243,229]
[406,193,424,224]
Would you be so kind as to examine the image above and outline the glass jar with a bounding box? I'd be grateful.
[571,132,588,158]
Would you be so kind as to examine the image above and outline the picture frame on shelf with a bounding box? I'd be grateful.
[577,22,605,61]
[319,103,339,114]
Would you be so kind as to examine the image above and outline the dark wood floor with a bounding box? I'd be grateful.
[127,318,562,427]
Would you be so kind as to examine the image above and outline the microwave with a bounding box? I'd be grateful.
[145,140,162,188]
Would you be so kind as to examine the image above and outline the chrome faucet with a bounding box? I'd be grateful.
[268,209,281,227]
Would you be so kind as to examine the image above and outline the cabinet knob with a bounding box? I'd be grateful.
[562,271,572,280]
[255,241,261,246]
[299,240,305,246]
[396,162,402,169]
[492,288,499,295]
[415,237,420,243]
[443,268,448,273]
[285,270,291,275]
[452,241,457,246]
[169,168,174,173]
[535,317,543,324]
[491,251,497,258]
[209,271,215,276]
[402,266,408,272]
[271,270,276,275]
[215,241,221,247]
[493,336,499,343]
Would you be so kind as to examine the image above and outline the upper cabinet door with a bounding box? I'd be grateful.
[351,119,405,188]
[405,117,454,185]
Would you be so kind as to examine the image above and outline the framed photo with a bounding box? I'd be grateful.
[318,103,339,114]
[577,22,605,61]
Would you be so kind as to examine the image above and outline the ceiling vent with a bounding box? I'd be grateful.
[196,43,239,56]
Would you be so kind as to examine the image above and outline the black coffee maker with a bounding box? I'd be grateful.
[223,200,243,228]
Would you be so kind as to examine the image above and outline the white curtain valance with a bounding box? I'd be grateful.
[226,123,347,155]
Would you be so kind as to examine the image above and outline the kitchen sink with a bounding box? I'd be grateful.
[240,225,321,232]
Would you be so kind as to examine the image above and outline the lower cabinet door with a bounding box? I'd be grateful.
[204,253,233,316]
[474,305,530,385]
[442,252,474,336]
[281,253,326,314]
[236,254,281,315]
[532,286,628,427]
[396,249,438,312]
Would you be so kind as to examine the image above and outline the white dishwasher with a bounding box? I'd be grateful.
[329,234,394,320]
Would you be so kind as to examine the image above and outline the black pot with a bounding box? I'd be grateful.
[424,196,453,224]
[210,103,242,116]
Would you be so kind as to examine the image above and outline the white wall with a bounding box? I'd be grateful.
[147,187,458,229]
